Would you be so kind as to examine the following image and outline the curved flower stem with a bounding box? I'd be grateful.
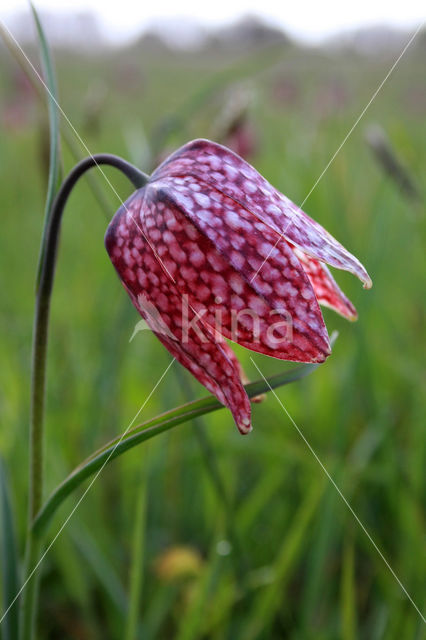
[20,155,148,640]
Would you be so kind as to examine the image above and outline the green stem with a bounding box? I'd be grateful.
[20,155,148,640]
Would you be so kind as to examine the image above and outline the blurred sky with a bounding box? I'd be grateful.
[1,0,425,44]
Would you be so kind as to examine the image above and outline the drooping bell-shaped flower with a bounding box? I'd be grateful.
[105,139,371,434]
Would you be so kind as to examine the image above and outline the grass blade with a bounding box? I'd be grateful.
[70,524,127,613]
[125,456,148,640]
[0,459,20,640]
[175,551,222,640]
[30,2,63,290]
[341,537,357,640]
[242,479,325,640]
[175,371,247,579]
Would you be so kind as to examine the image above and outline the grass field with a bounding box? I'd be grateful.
[0,23,425,639]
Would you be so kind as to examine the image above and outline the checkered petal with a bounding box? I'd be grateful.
[105,191,252,433]
[152,139,372,289]
[142,179,331,363]
[105,139,372,434]
[293,248,357,320]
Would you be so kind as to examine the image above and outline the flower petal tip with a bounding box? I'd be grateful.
[317,336,332,362]
[238,417,253,435]
[356,263,373,290]
[251,393,267,404]
[315,351,330,364]
[363,276,373,290]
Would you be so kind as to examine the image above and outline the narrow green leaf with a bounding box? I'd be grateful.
[125,456,148,640]
[341,538,357,640]
[30,2,63,290]
[142,584,179,640]
[242,479,325,640]
[0,459,20,640]
[175,552,222,640]
[175,371,247,579]
[32,363,319,537]
[300,486,338,625]
[236,468,284,534]
[69,524,127,613]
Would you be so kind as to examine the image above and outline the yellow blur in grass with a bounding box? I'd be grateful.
[154,545,204,582]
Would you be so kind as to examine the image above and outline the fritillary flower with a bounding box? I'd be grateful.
[105,139,371,434]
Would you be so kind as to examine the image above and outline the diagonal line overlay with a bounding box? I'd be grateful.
[250,357,426,624]
[1,12,424,628]
[250,22,424,284]
[0,358,175,625]
[0,19,177,283]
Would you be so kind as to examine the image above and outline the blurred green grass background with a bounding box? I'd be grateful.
[0,27,425,639]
